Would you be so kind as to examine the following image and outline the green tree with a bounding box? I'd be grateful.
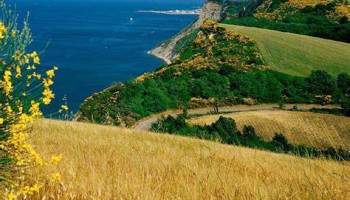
[273,133,292,152]
[337,73,350,95]
[341,98,350,116]
[242,125,257,139]
[211,117,240,144]
[306,70,336,96]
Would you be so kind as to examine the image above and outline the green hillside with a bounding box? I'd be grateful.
[222,0,350,43]
[78,21,350,127]
[222,24,350,77]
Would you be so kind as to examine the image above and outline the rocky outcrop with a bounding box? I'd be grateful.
[149,1,226,64]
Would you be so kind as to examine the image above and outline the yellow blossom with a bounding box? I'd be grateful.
[12,52,21,61]
[0,22,7,39]
[2,70,13,95]
[51,173,61,181]
[31,184,41,193]
[50,154,63,166]
[33,56,40,64]
[42,88,55,105]
[15,66,21,78]
[61,105,69,111]
[11,30,17,37]
[24,55,30,64]
[0,118,4,125]
[46,69,55,78]
[7,193,17,200]
[30,51,38,58]
[43,78,54,87]
[29,101,42,118]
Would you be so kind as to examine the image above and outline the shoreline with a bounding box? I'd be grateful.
[147,50,172,65]
[146,1,226,66]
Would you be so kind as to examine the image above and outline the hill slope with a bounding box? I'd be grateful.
[189,110,350,150]
[223,0,350,43]
[222,24,350,77]
[30,120,350,199]
[150,1,226,64]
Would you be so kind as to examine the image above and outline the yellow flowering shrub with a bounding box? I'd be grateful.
[334,4,350,20]
[0,1,61,199]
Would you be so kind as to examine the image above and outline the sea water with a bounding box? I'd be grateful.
[9,0,203,113]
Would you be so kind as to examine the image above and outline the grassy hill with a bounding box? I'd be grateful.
[223,0,350,43]
[189,110,350,150]
[222,24,350,77]
[30,120,350,199]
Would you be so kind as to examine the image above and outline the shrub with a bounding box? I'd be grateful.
[242,125,257,139]
[337,73,350,95]
[341,97,350,116]
[278,101,285,109]
[306,70,336,96]
[211,116,240,144]
[272,133,292,152]
[0,1,61,198]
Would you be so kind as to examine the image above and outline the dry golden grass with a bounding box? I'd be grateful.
[189,110,350,150]
[28,119,350,199]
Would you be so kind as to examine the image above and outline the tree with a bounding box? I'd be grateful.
[141,80,172,113]
[209,98,219,114]
[242,125,257,139]
[306,70,336,96]
[272,133,292,152]
[212,117,240,144]
[337,73,350,95]
[341,97,350,116]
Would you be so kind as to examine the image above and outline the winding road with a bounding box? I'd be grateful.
[134,104,340,131]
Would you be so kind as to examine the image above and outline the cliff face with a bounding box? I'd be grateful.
[149,1,226,64]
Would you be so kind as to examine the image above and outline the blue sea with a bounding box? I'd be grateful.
[9,0,203,113]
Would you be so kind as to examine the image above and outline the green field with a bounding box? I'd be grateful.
[221,24,350,77]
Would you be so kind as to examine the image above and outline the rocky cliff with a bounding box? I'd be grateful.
[149,1,226,64]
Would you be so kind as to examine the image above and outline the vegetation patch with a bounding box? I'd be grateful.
[152,115,350,161]
[78,64,350,127]
[223,0,350,43]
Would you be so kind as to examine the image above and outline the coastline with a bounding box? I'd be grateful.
[147,1,226,66]
[147,51,172,65]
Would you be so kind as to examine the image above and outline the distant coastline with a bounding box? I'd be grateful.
[137,9,202,15]
[147,50,172,64]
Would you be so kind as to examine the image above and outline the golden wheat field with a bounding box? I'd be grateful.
[29,119,350,199]
[189,110,350,150]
